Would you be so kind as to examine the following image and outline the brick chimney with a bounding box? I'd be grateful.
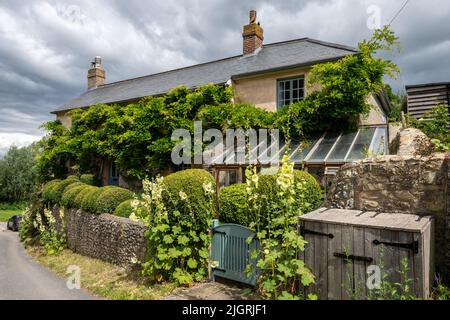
[242,10,264,55]
[87,56,105,90]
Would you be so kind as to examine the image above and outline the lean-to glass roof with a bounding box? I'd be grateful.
[207,126,388,166]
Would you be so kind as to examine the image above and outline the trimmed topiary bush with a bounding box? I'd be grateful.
[218,184,253,226]
[80,174,98,186]
[42,179,62,204]
[80,186,106,213]
[114,200,133,218]
[162,169,217,225]
[48,177,80,205]
[73,185,99,210]
[256,169,323,224]
[94,187,134,215]
[60,183,88,208]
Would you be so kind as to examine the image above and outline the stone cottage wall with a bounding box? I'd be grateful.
[52,205,147,267]
[326,152,450,278]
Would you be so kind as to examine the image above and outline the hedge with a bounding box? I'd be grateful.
[42,179,62,204]
[218,184,253,226]
[80,186,106,213]
[218,169,323,228]
[60,183,88,208]
[162,169,216,227]
[73,185,99,210]
[95,187,134,215]
[114,200,133,218]
[48,177,80,205]
[80,174,98,186]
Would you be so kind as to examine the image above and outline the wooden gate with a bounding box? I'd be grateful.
[210,220,260,286]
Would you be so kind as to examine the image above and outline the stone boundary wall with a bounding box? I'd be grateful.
[326,152,450,277]
[52,206,147,266]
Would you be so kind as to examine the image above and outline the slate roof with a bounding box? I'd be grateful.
[53,38,357,114]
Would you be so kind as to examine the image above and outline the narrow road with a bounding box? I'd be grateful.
[0,223,96,300]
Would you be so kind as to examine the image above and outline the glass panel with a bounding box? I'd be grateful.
[228,170,238,185]
[279,81,285,91]
[298,88,304,99]
[284,90,290,100]
[370,127,387,156]
[307,132,341,162]
[285,81,290,90]
[293,80,298,89]
[346,127,377,161]
[293,89,298,100]
[327,131,358,162]
[290,138,319,163]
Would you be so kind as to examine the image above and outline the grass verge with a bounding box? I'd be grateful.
[27,246,177,300]
[0,209,23,222]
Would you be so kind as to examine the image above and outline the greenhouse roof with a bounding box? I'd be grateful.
[209,126,388,166]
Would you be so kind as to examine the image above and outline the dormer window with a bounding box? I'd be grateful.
[277,76,305,109]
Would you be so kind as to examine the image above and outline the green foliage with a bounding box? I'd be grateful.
[80,174,98,186]
[138,170,215,286]
[385,84,407,122]
[20,196,66,256]
[218,184,253,227]
[94,187,134,214]
[80,186,110,213]
[0,144,39,202]
[114,200,133,218]
[60,183,88,208]
[47,177,80,205]
[276,26,400,139]
[73,186,99,210]
[38,85,233,180]
[408,104,450,151]
[366,257,418,300]
[245,157,319,300]
[42,179,62,204]
[162,169,217,223]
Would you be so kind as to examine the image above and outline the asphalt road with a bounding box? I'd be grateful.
[0,223,96,300]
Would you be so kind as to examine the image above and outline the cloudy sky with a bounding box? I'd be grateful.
[0,0,449,155]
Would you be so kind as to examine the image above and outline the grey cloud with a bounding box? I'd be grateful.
[0,0,448,153]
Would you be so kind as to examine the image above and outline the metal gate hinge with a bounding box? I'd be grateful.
[300,226,334,239]
[373,239,419,254]
[333,252,373,263]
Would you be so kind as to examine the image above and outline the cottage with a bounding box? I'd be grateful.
[53,10,391,188]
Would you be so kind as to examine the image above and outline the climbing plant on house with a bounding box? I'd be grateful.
[37,27,400,182]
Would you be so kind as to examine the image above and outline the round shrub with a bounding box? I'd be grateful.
[42,179,62,204]
[218,184,253,226]
[257,169,323,220]
[162,169,216,226]
[49,177,80,205]
[60,183,88,208]
[95,187,134,214]
[114,200,133,218]
[80,186,108,213]
[73,185,99,210]
[80,174,98,186]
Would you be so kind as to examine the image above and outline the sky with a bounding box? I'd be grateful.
[0,0,449,156]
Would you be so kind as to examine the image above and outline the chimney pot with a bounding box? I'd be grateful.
[87,56,106,90]
[242,10,264,55]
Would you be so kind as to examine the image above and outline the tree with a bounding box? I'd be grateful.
[0,144,38,202]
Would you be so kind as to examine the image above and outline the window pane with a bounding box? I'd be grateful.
[307,132,341,162]
[346,127,377,161]
[285,81,290,90]
[293,80,298,89]
[279,81,285,91]
[298,88,304,100]
[327,131,358,162]
[284,90,290,100]
[290,138,319,162]
[293,89,298,100]
[370,127,387,156]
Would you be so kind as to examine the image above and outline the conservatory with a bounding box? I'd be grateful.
[207,126,388,189]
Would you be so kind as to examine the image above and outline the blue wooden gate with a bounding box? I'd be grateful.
[210,220,260,286]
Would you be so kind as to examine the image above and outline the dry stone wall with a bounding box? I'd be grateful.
[326,152,450,278]
[52,206,147,267]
